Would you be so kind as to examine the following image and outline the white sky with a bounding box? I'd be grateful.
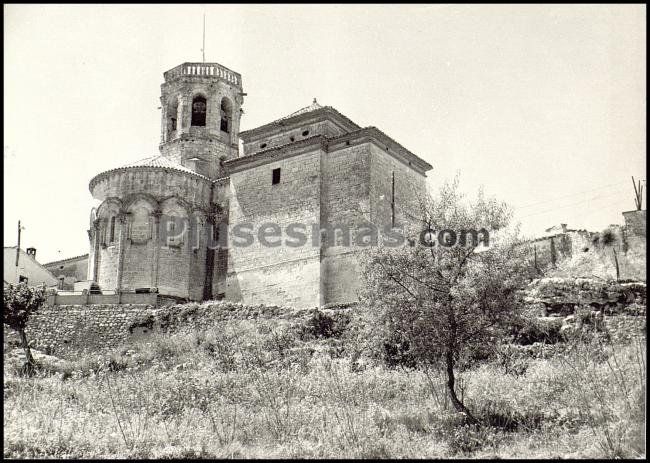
[3,4,646,264]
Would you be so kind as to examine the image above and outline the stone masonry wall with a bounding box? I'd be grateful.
[320,143,371,304]
[121,239,155,290]
[159,74,242,180]
[226,149,323,307]
[368,143,428,231]
[524,277,646,314]
[90,168,214,300]
[90,169,212,207]
[3,301,358,360]
[160,137,233,180]
[160,77,242,147]
[528,234,574,270]
[98,244,120,290]
[3,304,157,357]
[6,287,642,364]
[319,142,428,305]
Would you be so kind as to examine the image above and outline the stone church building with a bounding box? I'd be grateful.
[87,61,432,308]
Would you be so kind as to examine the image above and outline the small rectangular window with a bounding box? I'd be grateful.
[272,168,281,185]
[19,275,28,284]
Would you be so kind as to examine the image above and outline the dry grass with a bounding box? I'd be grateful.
[3,318,646,458]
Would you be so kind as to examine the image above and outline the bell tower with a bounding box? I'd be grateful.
[159,62,244,179]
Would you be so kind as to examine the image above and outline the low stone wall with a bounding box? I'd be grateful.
[4,301,357,358]
[5,278,644,360]
[522,277,646,343]
[4,304,156,357]
[524,277,646,315]
[128,301,357,336]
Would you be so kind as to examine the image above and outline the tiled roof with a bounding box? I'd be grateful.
[276,98,323,122]
[90,155,211,187]
[240,102,361,139]
[43,254,89,267]
[122,155,204,176]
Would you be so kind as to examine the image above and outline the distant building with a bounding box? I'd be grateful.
[3,247,58,287]
[43,254,89,290]
[524,210,646,281]
[525,224,596,270]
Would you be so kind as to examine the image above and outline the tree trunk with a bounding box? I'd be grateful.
[445,349,479,425]
[19,328,36,376]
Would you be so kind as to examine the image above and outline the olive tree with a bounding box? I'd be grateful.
[3,282,47,374]
[360,177,532,424]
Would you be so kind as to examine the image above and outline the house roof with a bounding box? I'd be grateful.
[3,246,58,283]
[43,253,89,268]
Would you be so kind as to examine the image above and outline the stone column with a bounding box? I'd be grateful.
[115,212,128,291]
[178,95,188,134]
[86,227,94,281]
[151,210,162,289]
[91,219,102,282]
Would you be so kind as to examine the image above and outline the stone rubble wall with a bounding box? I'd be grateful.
[3,304,156,357]
[523,277,646,342]
[4,278,645,360]
[3,301,356,359]
[524,277,646,313]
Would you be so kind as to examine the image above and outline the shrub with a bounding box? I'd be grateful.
[508,315,564,345]
[194,329,238,372]
[300,310,350,340]
[381,331,418,369]
[107,354,129,372]
[263,327,296,357]
[127,314,155,334]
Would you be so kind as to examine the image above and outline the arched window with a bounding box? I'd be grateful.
[191,96,207,127]
[220,97,232,133]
